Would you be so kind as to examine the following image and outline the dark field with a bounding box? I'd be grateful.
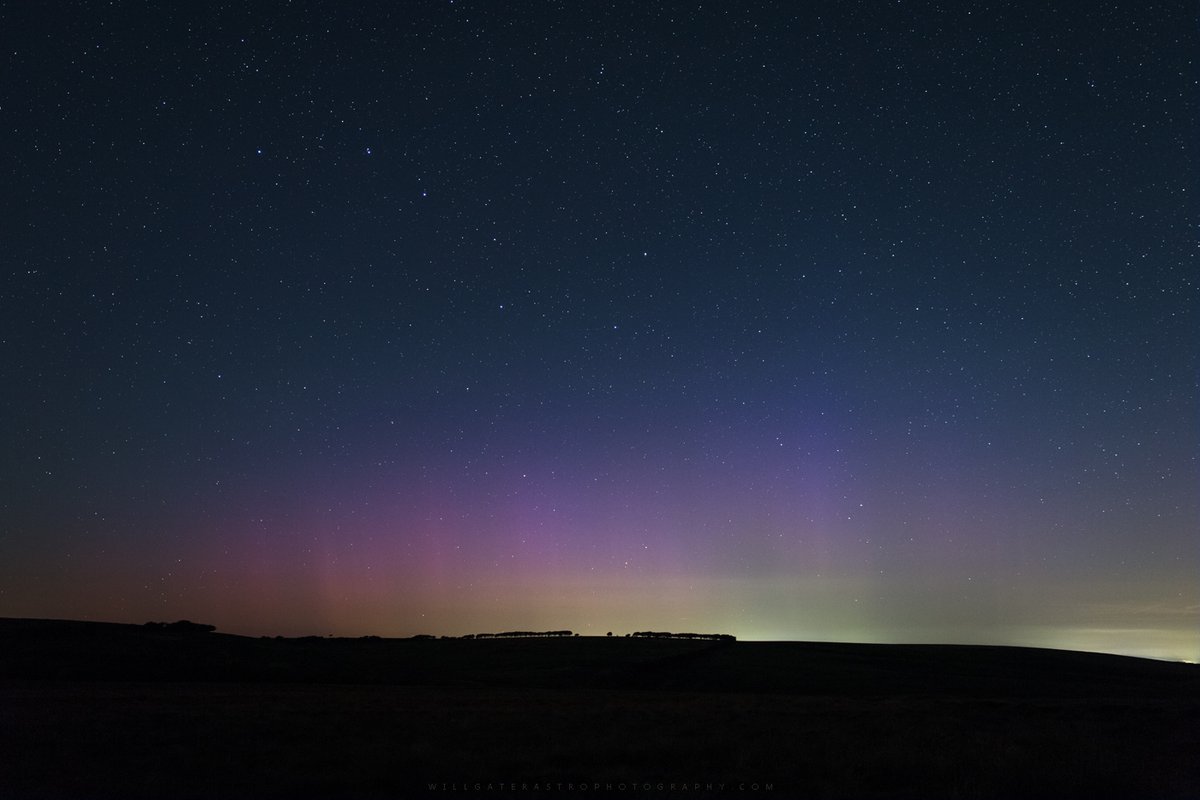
[2,619,1198,799]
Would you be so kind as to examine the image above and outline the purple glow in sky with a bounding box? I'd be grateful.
[1,0,1196,662]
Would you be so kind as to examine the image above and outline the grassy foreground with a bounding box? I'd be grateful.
[1,619,1197,799]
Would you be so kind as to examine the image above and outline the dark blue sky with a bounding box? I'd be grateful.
[2,1,1196,659]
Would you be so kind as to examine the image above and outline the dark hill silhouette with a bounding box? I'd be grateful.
[1,617,1195,698]
[2,618,1198,799]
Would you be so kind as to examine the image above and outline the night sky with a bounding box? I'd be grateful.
[3,1,1196,661]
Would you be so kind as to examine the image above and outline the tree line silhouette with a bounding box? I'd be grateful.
[143,620,216,634]
[630,631,736,641]
[472,630,575,638]
[408,630,736,641]
[138,621,735,642]
[416,630,577,639]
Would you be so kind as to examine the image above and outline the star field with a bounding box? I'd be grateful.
[1,1,1196,660]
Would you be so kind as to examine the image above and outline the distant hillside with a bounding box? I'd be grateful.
[3,618,1199,799]
[2,617,1197,699]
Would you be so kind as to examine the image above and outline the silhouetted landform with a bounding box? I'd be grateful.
[0,617,1195,697]
[142,619,216,634]
[2,618,1198,799]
